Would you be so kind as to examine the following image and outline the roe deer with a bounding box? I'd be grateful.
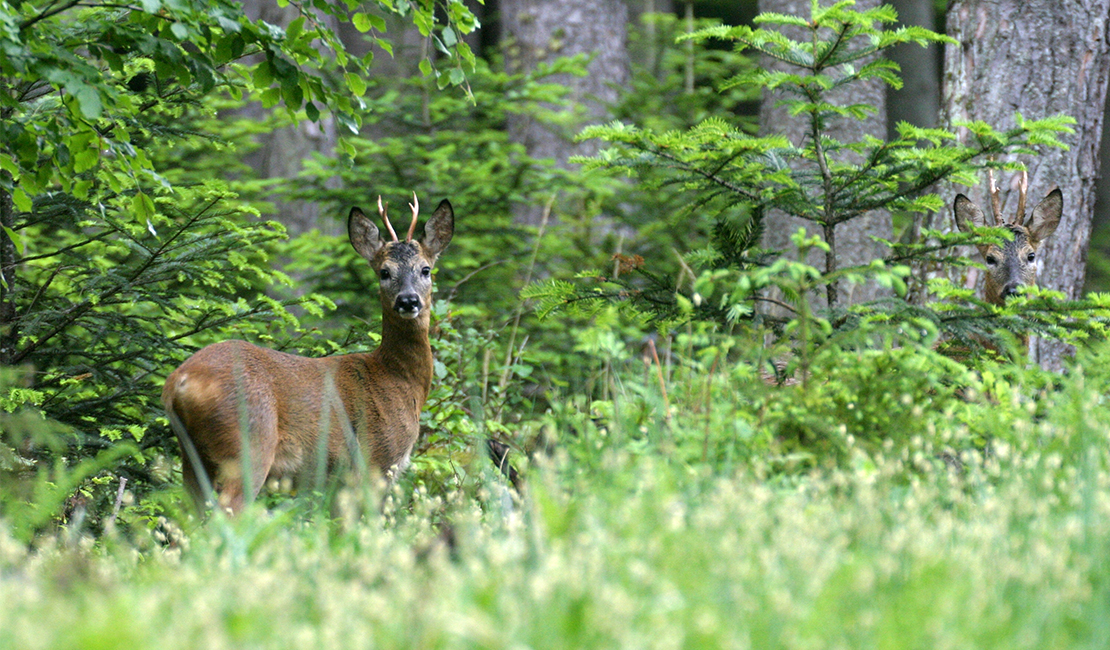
[953,169,1062,306]
[162,195,454,513]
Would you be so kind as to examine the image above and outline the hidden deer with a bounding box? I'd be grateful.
[953,170,1062,307]
[162,195,454,513]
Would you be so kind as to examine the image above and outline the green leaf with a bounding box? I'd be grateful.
[70,130,100,173]
[413,9,433,36]
[252,62,273,89]
[442,26,457,48]
[73,179,93,200]
[345,73,367,97]
[270,56,297,81]
[70,84,103,119]
[0,154,20,178]
[336,112,361,134]
[131,192,155,222]
[260,87,281,108]
[286,16,305,42]
[281,80,304,108]
[11,187,32,212]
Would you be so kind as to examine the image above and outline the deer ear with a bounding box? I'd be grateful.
[953,194,987,232]
[348,207,385,261]
[1027,188,1062,245]
[422,199,454,258]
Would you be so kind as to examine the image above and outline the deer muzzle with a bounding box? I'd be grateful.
[1000,256,1028,302]
[394,293,422,318]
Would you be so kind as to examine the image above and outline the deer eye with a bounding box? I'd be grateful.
[421,266,431,278]
[379,268,391,281]
[1027,252,1036,263]
[985,255,999,266]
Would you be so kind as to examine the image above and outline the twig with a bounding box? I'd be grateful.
[445,260,506,305]
[701,351,721,463]
[19,0,81,31]
[671,247,697,290]
[752,295,799,315]
[106,476,128,528]
[647,338,670,423]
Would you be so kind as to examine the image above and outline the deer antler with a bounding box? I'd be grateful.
[987,167,1003,227]
[378,195,399,242]
[406,192,420,242]
[1011,170,1028,226]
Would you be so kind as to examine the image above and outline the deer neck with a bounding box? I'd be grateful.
[374,309,434,391]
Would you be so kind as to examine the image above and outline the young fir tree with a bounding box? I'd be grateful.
[526,0,1107,363]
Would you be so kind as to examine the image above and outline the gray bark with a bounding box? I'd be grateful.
[0,183,15,366]
[237,1,341,237]
[627,0,676,80]
[886,0,938,306]
[628,0,675,23]
[886,0,939,131]
[758,0,893,309]
[501,0,631,225]
[940,0,1110,371]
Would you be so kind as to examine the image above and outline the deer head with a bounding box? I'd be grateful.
[953,170,1062,305]
[348,194,454,322]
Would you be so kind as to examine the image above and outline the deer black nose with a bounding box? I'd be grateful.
[395,293,421,316]
[1000,284,1021,300]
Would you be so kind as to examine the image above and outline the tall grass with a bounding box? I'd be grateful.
[3,341,1110,649]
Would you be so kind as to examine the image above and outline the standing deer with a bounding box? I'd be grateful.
[162,195,454,513]
[953,170,1062,306]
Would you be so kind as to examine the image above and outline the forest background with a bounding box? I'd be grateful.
[6,0,1110,647]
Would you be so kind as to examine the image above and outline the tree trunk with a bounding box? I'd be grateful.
[887,0,939,306]
[627,0,676,83]
[0,183,16,367]
[886,0,939,131]
[758,0,893,309]
[237,0,341,237]
[941,0,1110,371]
[501,0,631,225]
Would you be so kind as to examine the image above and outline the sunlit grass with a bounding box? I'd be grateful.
[3,452,1110,647]
[4,345,1110,649]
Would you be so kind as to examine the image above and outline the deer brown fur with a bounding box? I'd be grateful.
[953,170,1062,306]
[162,196,454,513]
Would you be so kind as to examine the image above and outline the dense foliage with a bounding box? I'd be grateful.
[4,1,1110,647]
[0,0,480,532]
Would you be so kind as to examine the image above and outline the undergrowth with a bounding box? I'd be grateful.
[4,329,1110,649]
